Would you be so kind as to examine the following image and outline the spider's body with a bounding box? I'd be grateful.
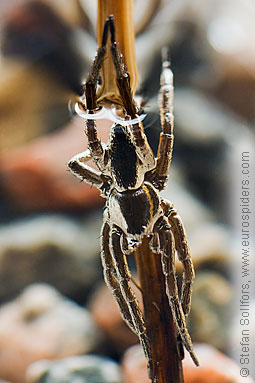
[68,15,199,369]
[98,123,161,244]
[107,181,160,239]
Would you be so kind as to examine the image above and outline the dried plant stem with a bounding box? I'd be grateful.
[135,237,184,383]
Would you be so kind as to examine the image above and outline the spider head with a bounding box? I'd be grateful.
[112,124,125,135]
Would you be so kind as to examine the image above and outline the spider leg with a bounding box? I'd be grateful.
[154,216,199,366]
[68,150,111,195]
[110,225,152,364]
[83,18,110,170]
[68,150,103,185]
[145,51,174,190]
[101,221,137,333]
[108,15,137,118]
[85,17,110,110]
[127,120,156,172]
[162,199,195,317]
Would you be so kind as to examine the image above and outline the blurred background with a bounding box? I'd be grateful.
[0,0,254,382]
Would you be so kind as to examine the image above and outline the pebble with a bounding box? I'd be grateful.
[26,355,121,383]
[188,272,232,351]
[0,284,100,383]
[187,222,232,273]
[161,173,212,228]
[0,214,101,303]
[0,0,85,154]
[174,87,250,145]
[122,343,255,383]
[0,117,111,212]
[121,344,149,383]
[183,343,255,383]
[89,281,142,354]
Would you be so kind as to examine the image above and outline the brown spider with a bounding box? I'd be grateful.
[68,15,199,368]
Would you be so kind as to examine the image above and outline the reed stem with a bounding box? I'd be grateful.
[135,237,184,383]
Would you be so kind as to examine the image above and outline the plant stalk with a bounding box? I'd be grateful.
[135,237,184,383]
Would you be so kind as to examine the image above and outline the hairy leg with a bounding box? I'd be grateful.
[101,222,137,333]
[145,51,174,190]
[84,17,110,110]
[154,216,199,366]
[83,18,110,170]
[68,149,103,184]
[108,15,137,118]
[110,225,151,364]
[161,199,195,317]
[68,149,111,195]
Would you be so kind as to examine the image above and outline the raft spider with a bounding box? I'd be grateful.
[68,15,198,368]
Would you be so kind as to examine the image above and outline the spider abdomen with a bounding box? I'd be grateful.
[108,182,160,236]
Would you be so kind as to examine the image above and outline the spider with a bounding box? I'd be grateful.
[68,15,199,369]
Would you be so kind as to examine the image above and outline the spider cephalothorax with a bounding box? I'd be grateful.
[68,15,198,369]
